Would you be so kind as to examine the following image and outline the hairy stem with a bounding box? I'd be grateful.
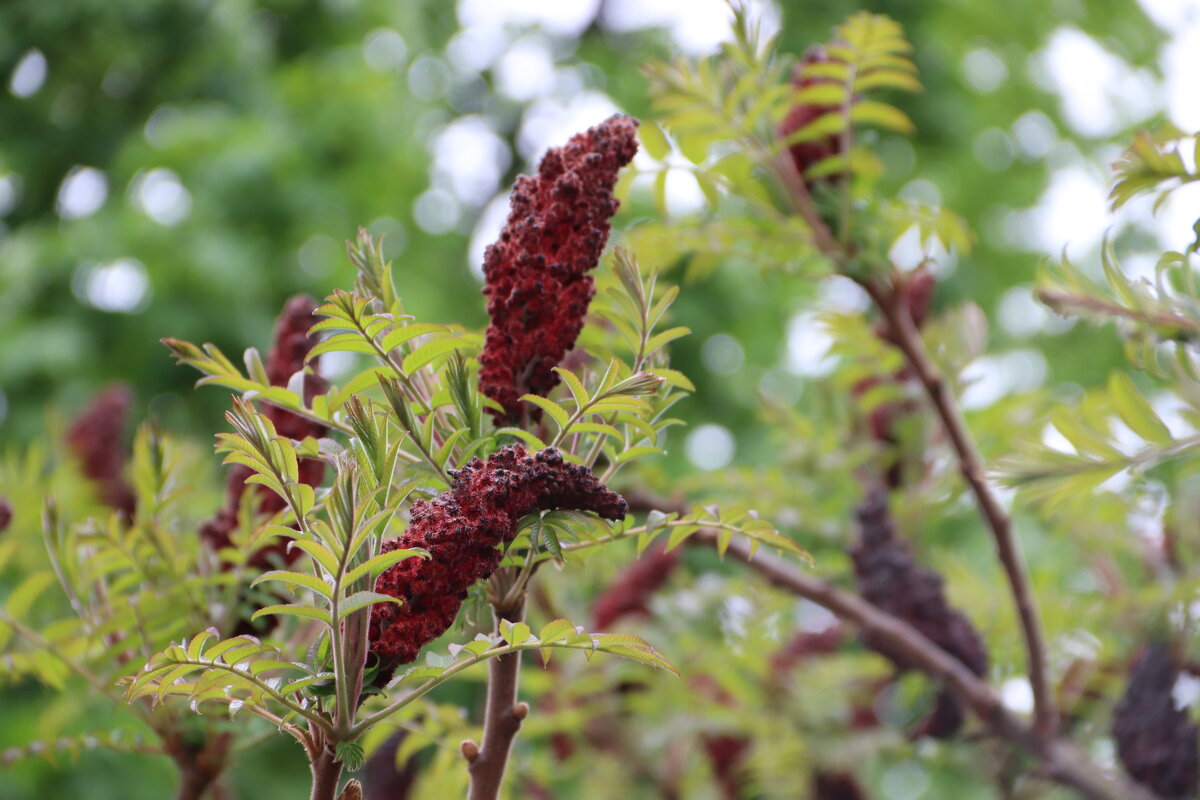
[860,276,1056,737]
[466,600,527,800]
[692,528,1150,800]
[309,746,344,800]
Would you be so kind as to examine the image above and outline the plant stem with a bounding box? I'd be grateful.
[860,276,1057,737]
[466,600,527,800]
[309,746,344,800]
[692,528,1151,800]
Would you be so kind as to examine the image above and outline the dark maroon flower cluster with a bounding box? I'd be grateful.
[851,486,987,739]
[65,384,137,519]
[851,267,936,488]
[778,47,844,182]
[0,496,12,534]
[591,541,681,629]
[813,771,870,800]
[479,115,639,425]
[1113,643,1199,799]
[369,446,626,671]
[200,295,329,568]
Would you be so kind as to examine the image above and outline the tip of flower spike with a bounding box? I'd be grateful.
[479,115,640,425]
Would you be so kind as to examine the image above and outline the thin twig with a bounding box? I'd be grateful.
[859,276,1056,737]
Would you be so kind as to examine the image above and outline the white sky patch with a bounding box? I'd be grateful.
[1041,422,1077,454]
[362,28,408,73]
[601,0,779,56]
[685,423,735,470]
[1149,2,1200,128]
[1013,165,1109,255]
[9,48,47,98]
[1000,676,1035,714]
[0,174,21,217]
[973,127,1015,172]
[467,192,510,279]
[879,762,930,800]
[701,333,745,375]
[1011,111,1057,161]
[412,187,461,234]
[961,47,1008,93]
[1174,673,1200,710]
[517,89,620,161]
[997,285,1050,338]
[458,0,601,38]
[960,349,1048,410]
[495,35,557,101]
[56,166,108,221]
[131,168,191,226]
[430,115,511,207]
[662,161,706,216]
[1032,27,1160,138]
[1150,392,1199,439]
[819,275,870,313]
[785,312,836,378]
[76,259,151,313]
[446,25,511,73]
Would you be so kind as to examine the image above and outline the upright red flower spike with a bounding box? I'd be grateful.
[369,446,627,672]
[200,295,329,568]
[778,47,844,182]
[479,115,639,425]
[65,383,137,519]
[1113,643,1199,799]
[851,486,988,739]
[591,541,681,630]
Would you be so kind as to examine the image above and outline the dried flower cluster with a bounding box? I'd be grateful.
[813,770,869,800]
[369,446,626,670]
[591,541,681,629]
[1112,643,1199,799]
[479,115,639,425]
[851,486,987,738]
[778,47,844,181]
[66,384,138,519]
[200,295,329,568]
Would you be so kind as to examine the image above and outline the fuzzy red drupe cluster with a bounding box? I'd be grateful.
[590,541,681,630]
[1112,642,1199,798]
[369,446,627,671]
[65,383,137,519]
[851,486,988,738]
[479,114,639,425]
[200,295,329,568]
[778,47,844,182]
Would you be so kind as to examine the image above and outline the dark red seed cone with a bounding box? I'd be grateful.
[369,446,626,674]
[591,541,682,630]
[1113,643,1200,799]
[200,295,329,570]
[851,486,987,738]
[65,384,138,519]
[479,115,639,425]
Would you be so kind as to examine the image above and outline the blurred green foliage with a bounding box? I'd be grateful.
[0,0,1180,798]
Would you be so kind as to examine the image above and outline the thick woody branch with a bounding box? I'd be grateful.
[466,599,528,800]
[859,276,1056,738]
[692,529,1152,800]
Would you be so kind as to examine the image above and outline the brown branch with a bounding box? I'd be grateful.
[466,599,528,800]
[1035,288,1200,334]
[309,745,344,800]
[860,276,1056,738]
[693,528,1153,800]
